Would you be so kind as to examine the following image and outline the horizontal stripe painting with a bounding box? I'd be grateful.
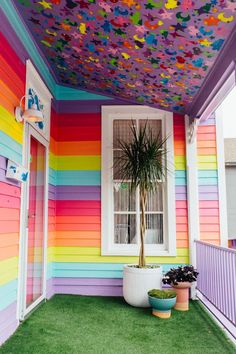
[50,105,189,296]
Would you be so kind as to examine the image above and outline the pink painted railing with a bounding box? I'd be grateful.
[196,241,236,335]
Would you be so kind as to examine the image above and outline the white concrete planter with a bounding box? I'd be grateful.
[123,265,162,307]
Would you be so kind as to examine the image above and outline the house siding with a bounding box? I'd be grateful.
[51,103,189,296]
[0,32,24,344]
[0,28,55,343]
[197,116,220,245]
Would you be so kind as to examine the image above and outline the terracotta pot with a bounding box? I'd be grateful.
[172,282,191,311]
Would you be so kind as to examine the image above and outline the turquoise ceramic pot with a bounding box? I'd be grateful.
[148,296,176,319]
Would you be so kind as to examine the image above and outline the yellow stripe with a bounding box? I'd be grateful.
[198,162,217,170]
[198,156,217,163]
[57,156,101,171]
[0,106,23,144]
[49,152,57,170]
[48,247,188,264]
[0,257,18,286]
[174,156,186,170]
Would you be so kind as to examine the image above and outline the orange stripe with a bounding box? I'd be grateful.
[57,141,101,155]
[0,233,19,247]
[55,239,100,247]
[197,140,216,148]
[197,148,217,155]
[56,224,100,231]
[50,138,58,155]
[56,216,100,224]
[56,231,100,239]
[176,240,188,248]
[0,56,24,98]
[0,208,20,221]
[176,232,188,240]
[0,245,18,261]
[198,126,216,134]
[197,133,216,141]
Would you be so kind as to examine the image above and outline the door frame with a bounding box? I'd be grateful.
[17,123,49,320]
[17,60,52,321]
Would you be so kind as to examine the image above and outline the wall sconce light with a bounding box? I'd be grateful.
[15,94,44,123]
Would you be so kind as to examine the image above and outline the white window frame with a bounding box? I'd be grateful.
[101,106,176,256]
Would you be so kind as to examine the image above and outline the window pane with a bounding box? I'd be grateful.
[145,214,163,244]
[140,119,162,140]
[146,184,163,212]
[114,214,136,244]
[113,120,136,149]
[114,182,136,211]
[113,150,125,180]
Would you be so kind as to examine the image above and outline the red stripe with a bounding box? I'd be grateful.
[56,200,100,209]
[56,126,101,141]
[0,33,25,82]
[57,113,101,127]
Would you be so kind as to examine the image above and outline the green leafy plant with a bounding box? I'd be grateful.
[148,289,177,299]
[162,266,199,286]
[115,121,168,267]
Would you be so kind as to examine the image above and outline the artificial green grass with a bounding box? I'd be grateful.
[0,296,235,354]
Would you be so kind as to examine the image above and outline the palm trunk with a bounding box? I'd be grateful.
[139,189,147,268]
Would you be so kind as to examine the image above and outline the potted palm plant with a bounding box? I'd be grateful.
[115,121,168,307]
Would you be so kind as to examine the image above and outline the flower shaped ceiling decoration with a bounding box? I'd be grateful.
[13,0,236,112]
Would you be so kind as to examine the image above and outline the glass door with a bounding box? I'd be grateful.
[19,125,48,319]
[26,136,45,308]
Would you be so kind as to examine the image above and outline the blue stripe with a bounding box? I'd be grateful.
[55,85,112,101]
[57,171,101,186]
[52,263,184,278]
[0,131,22,163]
[0,280,18,311]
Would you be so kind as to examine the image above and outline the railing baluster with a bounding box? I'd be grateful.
[195,240,236,329]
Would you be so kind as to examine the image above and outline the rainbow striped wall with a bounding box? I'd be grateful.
[197,116,220,245]
[49,104,189,296]
[0,31,24,344]
[0,27,55,344]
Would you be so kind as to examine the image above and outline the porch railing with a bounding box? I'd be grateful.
[195,240,236,338]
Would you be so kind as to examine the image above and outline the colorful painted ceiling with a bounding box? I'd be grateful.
[13,0,236,112]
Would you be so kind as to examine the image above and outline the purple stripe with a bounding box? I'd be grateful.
[0,302,17,327]
[57,186,101,201]
[0,156,7,169]
[57,186,100,194]
[199,193,218,201]
[199,186,218,193]
[175,186,186,193]
[199,118,216,126]
[53,278,122,286]
[0,302,18,345]
[49,184,56,194]
[57,100,135,114]
[0,320,18,345]
[175,194,187,201]
[55,286,122,297]
[0,9,28,63]
[46,278,55,300]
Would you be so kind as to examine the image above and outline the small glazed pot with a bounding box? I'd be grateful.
[148,296,176,319]
[172,282,191,311]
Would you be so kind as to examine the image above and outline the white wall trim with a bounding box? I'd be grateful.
[185,115,200,298]
[215,108,228,247]
[101,106,176,257]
